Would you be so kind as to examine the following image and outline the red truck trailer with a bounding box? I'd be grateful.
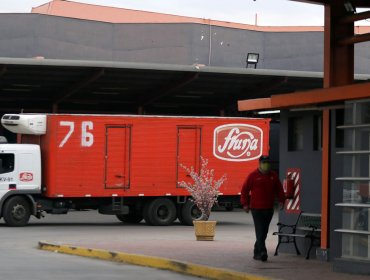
[0,114,269,226]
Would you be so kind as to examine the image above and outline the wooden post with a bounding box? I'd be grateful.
[321,1,354,250]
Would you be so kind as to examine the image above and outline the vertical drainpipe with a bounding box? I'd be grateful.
[46,1,53,14]
[208,19,212,66]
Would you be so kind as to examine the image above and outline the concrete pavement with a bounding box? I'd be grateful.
[37,209,370,280]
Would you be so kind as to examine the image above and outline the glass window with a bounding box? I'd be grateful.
[342,233,369,259]
[0,154,14,174]
[337,99,370,261]
[357,101,370,124]
[288,117,304,151]
[342,182,370,204]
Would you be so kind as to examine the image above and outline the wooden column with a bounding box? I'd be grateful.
[324,2,354,88]
[321,1,354,250]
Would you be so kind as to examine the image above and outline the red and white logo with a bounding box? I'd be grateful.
[19,172,33,182]
[213,124,263,162]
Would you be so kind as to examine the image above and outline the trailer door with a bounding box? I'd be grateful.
[105,126,131,189]
[176,126,201,187]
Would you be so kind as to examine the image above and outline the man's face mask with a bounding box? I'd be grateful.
[259,162,271,173]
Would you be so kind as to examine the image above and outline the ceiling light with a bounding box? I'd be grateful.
[187,91,214,95]
[101,87,128,91]
[257,110,280,115]
[175,95,202,99]
[92,91,120,95]
[12,84,40,88]
[2,88,32,92]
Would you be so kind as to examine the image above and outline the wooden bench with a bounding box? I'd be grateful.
[272,211,321,259]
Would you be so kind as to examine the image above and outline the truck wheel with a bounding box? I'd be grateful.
[178,200,202,226]
[145,198,176,226]
[3,196,31,227]
[116,211,143,224]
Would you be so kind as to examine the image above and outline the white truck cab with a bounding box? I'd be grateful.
[0,114,44,226]
[0,144,42,194]
[0,114,44,196]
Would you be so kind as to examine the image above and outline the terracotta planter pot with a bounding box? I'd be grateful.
[193,220,217,241]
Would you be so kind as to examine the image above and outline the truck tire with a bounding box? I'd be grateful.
[116,210,143,224]
[145,198,176,226]
[3,196,31,227]
[178,200,202,226]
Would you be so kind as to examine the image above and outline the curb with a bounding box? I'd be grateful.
[38,241,273,280]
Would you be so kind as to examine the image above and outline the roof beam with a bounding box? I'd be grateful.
[238,98,272,111]
[0,66,7,77]
[140,73,199,107]
[290,0,370,7]
[289,1,328,4]
[238,81,370,111]
[338,32,370,45]
[52,68,105,109]
[339,10,370,23]
[248,76,289,97]
[217,77,286,112]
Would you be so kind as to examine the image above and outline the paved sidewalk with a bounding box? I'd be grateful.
[38,210,369,280]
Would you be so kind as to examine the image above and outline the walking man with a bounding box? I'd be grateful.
[240,155,285,262]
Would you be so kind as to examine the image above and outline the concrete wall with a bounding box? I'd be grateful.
[279,110,323,213]
[0,14,369,73]
[1,14,369,73]
[278,110,323,257]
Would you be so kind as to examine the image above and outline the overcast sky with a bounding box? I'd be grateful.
[0,0,369,26]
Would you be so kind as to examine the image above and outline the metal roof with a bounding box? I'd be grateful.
[290,0,370,7]
[0,57,368,116]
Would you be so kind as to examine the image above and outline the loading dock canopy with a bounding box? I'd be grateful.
[0,57,368,115]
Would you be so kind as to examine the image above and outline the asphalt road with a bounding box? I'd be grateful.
[0,210,251,280]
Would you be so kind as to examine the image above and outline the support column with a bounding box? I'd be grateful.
[324,2,354,88]
[321,109,330,251]
[320,1,354,256]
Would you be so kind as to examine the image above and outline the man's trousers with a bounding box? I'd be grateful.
[251,208,274,257]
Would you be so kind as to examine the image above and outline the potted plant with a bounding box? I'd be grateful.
[178,157,227,241]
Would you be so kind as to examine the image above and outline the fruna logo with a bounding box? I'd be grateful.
[213,124,263,162]
[19,172,33,182]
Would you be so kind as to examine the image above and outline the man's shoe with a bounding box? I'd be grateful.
[261,253,268,262]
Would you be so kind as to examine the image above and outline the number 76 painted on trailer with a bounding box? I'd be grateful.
[58,121,94,147]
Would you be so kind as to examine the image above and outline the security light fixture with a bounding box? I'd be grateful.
[246,53,259,69]
[344,2,355,13]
